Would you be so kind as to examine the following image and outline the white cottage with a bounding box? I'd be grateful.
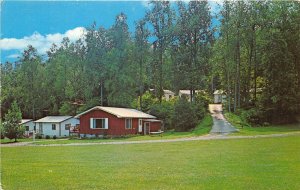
[213,90,226,103]
[21,119,35,136]
[34,116,79,137]
[179,90,202,102]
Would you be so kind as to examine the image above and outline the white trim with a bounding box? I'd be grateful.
[90,118,109,129]
[138,119,143,132]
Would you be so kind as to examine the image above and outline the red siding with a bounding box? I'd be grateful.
[142,120,162,134]
[79,109,139,136]
[79,109,162,136]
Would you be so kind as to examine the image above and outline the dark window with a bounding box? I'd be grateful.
[65,124,71,130]
[125,119,132,129]
[94,119,105,129]
[52,124,56,130]
[25,126,29,131]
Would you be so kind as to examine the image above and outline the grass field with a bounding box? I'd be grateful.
[1,135,300,190]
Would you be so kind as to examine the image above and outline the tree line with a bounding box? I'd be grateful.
[1,1,300,125]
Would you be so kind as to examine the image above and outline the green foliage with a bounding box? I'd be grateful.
[193,114,213,135]
[149,100,175,130]
[3,101,24,141]
[45,135,50,139]
[172,99,198,132]
[194,91,211,120]
[59,102,75,116]
[132,91,158,112]
[0,123,5,139]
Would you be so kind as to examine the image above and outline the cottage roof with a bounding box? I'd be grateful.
[20,119,33,124]
[179,90,202,95]
[34,116,73,123]
[75,106,156,119]
[163,90,175,95]
[213,90,224,95]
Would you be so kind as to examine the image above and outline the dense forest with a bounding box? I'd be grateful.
[1,1,300,126]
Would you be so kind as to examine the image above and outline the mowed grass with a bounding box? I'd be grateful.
[1,135,300,190]
[33,114,213,145]
[224,112,300,136]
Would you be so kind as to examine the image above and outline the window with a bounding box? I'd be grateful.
[90,118,108,129]
[52,124,56,130]
[125,118,132,129]
[65,124,71,130]
[25,126,29,131]
[34,126,36,131]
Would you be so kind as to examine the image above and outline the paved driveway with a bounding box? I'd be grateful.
[209,104,238,134]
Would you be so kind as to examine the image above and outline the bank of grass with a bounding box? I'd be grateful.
[225,112,300,136]
[0,137,52,144]
[2,135,300,190]
[33,114,213,145]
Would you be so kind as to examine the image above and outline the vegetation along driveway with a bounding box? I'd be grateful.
[209,104,238,134]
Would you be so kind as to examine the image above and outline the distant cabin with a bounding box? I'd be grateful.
[20,119,34,136]
[75,106,162,137]
[34,116,79,137]
[149,89,175,101]
[179,90,202,102]
[213,90,226,103]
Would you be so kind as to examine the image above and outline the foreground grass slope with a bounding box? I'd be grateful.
[2,135,300,190]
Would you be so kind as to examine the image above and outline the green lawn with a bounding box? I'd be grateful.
[33,114,213,145]
[1,135,300,189]
[224,112,300,136]
[0,137,54,144]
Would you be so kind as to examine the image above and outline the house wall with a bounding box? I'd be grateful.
[79,109,138,136]
[142,121,161,134]
[79,109,162,137]
[35,118,79,137]
[23,121,35,136]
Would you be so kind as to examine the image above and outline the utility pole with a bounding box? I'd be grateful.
[99,82,103,106]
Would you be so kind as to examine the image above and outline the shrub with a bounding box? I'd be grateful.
[0,123,5,139]
[45,135,50,139]
[36,134,43,139]
[149,100,175,130]
[53,135,57,139]
[172,99,198,132]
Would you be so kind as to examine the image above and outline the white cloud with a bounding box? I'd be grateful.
[6,54,21,59]
[0,27,87,55]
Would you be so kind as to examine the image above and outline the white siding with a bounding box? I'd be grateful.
[35,118,79,137]
[23,121,35,136]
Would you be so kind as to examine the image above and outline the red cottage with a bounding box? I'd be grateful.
[75,106,162,137]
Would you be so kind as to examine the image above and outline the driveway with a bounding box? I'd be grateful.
[209,104,238,134]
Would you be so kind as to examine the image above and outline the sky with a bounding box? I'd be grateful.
[0,0,221,63]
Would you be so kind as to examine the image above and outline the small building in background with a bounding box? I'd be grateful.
[75,106,162,137]
[34,116,79,137]
[21,119,35,137]
[149,89,175,101]
[213,90,226,103]
[179,90,202,102]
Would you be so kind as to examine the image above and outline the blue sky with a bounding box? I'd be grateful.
[1,1,221,63]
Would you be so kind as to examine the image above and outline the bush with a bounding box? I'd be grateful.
[53,135,57,139]
[45,135,50,139]
[0,123,5,139]
[194,91,211,120]
[172,99,198,132]
[149,100,175,130]
[36,134,43,139]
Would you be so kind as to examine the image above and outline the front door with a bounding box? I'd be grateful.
[144,122,150,135]
[138,119,143,133]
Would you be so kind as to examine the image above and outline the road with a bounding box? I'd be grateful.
[209,104,238,134]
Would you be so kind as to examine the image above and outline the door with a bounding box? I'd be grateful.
[138,119,143,133]
[144,122,150,135]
